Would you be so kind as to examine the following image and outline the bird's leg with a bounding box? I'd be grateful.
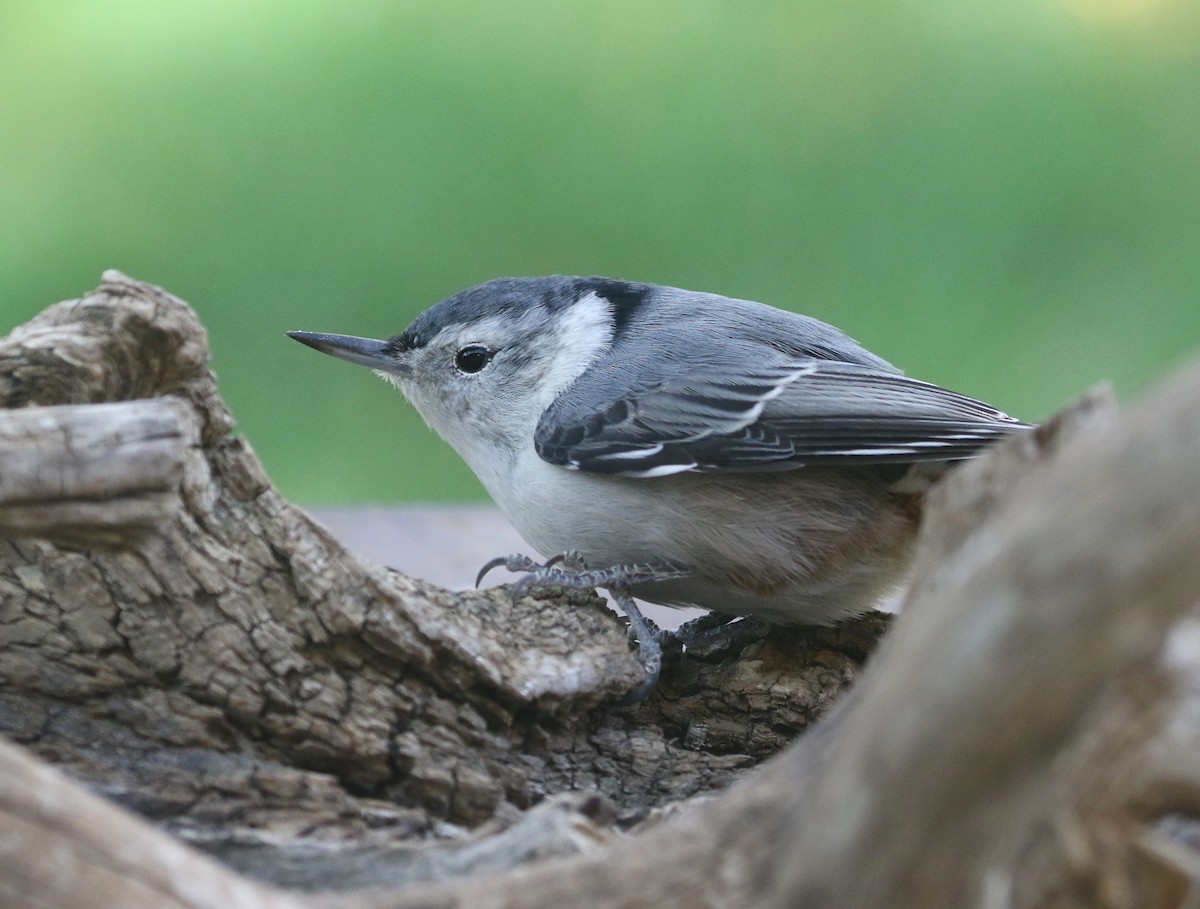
[608,587,661,706]
[475,552,688,704]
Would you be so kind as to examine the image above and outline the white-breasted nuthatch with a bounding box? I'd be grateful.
[289,276,1029,701]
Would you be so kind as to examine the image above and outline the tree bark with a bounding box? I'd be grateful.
[2,272,1200,908]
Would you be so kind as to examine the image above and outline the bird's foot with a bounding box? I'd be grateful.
[476,552,686,598]
[475,552,689,705]
[670,611,771,657]
[474,550,585,587]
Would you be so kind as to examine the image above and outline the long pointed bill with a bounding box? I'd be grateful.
[286,331,399,371]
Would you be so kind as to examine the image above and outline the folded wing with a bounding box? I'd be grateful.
[535,353,1028,477]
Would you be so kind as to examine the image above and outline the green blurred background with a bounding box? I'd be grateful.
[2,0,1197,504]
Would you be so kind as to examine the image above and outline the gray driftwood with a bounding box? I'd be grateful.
[2,272,1200,908]
[0,399,191,548]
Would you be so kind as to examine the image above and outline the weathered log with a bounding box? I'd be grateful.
[2,272,1200,908]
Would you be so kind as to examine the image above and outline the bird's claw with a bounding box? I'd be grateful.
[544,549,588,571]
[475,553,546,588]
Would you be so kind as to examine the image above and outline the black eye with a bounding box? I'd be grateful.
[454,345,494,374]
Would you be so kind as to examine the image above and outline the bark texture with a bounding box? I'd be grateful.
[2,272,1200,908]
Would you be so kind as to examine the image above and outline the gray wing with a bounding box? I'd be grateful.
[534,351,1028,477]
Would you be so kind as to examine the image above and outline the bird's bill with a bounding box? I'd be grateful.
[286,331,395,370]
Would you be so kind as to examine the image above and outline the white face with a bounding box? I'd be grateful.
[377,292,616,491]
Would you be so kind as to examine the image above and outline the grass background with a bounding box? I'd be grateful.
[2,0,1197,503]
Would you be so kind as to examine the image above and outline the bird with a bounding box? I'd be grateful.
[288,276,1030,701]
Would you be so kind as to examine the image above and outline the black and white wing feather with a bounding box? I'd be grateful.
[535,350,1028,477]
